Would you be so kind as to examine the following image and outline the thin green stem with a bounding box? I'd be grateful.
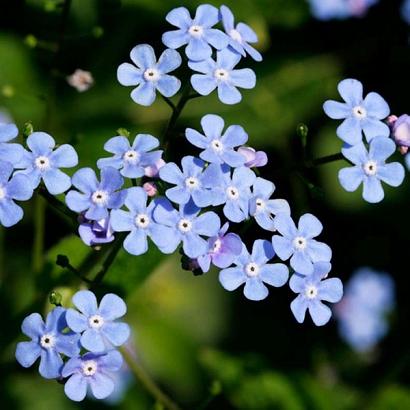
[32,194,46,273]
[161,95,176,111]
[38,186,77,224]
[305,152,345,168]
[120,346,181,410]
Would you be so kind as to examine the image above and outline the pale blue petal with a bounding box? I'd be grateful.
[201,113,225,137]
[72,290,98,316]
[273,214,297,238]
[125,186,147,213]
[55,334,81,358]
[133,133,159,152]
[362,176,384,203]
[156,75,181,97]
[289,273,306,293]
[237,22,258,43]
[123,229,148,255]
[49,144,78,168]
[242,42,262,62]
[81,329,105,352]
[222,124,248,147]
[191,74,217,95]
[39,349,63,379]
[162,30,189,49]
[362,118,390,142]
[338,78,363,106]
[223,200,245,223]
[229,69,256,89]
[232,166,256,188]
[318,278,343,303]
[26,132,55,155]
[363,92,390,119]
[193,211,220,236]
[259,264,289,287]
[188,58,216,74]
[218,82,242,104]
[219,267,246,290]
[369,135,396,162]
[165,7,191,29]
[159,162,184,184]
[131,82,156,106]
[99,350,123,371]
[6,174,33,200]
[85,204,108,220]
[290,251,314,275]
[217,48,241,69]
[194,4,219,26]
[43,169,71,194]
[130,44,156,69]
[203,28,229,49]
[150,224,180,254]
[0,123,18,142]
[181,155,204,176]
[99,294,126,320]
[101,322,130,346]
[0,200,24,227]
[290,295,308,323]
[152,198,179,226]
[66,309,88,333]
[191,189,213,207]
[244,278,269,301]
[306,240,332,263]
[65,191,90,213]
[90,373,115,400]
[64,373,87,402]
[309,300,332,326]
[377,163,405,187]
[341,142,368,165]
[157,48,182,73]
[15,341,41,368]
[166,186,190,204]
[183,232,208,258]
[117,63,142,86]
[186,128,208,148]
[72,167,98,194]
[252,239,274,264]
[0,142,24,163]
[186,37,212,61]
[100,167,123,192]
[338,166,364,192]
[104,136,130,154]
[298,213,322,238]
[336,117,362,145]
[271,236,293,260]
[323,100,350,119]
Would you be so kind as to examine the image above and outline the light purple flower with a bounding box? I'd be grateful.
[197,222,242,273]
[162,5,228,61]
[389,114,410,154]
[185,114,248,167]
[15,307,80,379]
[220,5,262,62]
[66,290,130,353]
[237,146,268,168]
[219,239,288,301]
[189,48,256,105]
[117,44,181,106]
[78,215,115,246]
[290,262,343,326]
[62,350,123,401]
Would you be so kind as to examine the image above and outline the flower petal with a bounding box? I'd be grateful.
[64,373,87,402]
[244,277,269,301]
[165,6,192,29]
[27,132,55,155]
[157,49,182,73]
[191,74,217,95]
[309,300,332,326]
[117,62,142,86]
[130,44,156,69]
[15,341,41,368]
[156,75,181,98]
[219,267,246,291]
[98,294,127,320]
[89,373,115,400]
[319,278,343,303]
[363,92,390,119]
[229,68,256,89]
[49,144,78,168]
[338,78,363,106]
[336,117,362,145]
[131,82,157,106]
[72,290,98,316]
[369,135,396,162]
[259,263,289,287]
[323,100,350,119]
[338,166,364,192]
[162,29,190,49]
[271,236,293,260]
[290,295,308,323]
[43,169,71,195]
[377,163,405,187]
[80,328,106,352]
[362,176,384,203]
[102,322,130,346]
[290,251,314,275]
[123,229,148,255]
[72,167,98,194]
[39,349,64,379]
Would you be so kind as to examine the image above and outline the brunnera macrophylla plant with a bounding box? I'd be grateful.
[3,2,406,404]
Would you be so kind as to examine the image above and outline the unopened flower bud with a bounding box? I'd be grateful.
[49,291,62,306]
[143,182,158,197]
[390,114,410,154]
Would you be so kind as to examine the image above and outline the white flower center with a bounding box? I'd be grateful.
[226,186,239,200]
[82,360,98,376]
[245,262,260,277]
[40,333,56,349]
[255,198,266,211]
[363,160,378,176]
[211,139,224,152]
[212,238,222,253]
[91,190,109,205]
[123,150,140,163]
[89,314,104,329]
[293,236,307,250]
[0,186,5,200]
[178,218,192,233]
[143,68,160,82]
[35,156,51,171]
[188,25,204,37]
[229,28,242,43]
[352,105,367,119]
[214,68,229,81]
[135,213,150,228]
[185,176,200,190]
[305,285,318,299]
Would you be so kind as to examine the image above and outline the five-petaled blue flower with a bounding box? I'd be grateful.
[323,78,390,145]
[117,44,181,106]
[15,307,80,379]
[289,261,343,326]
[162,4,228,61]
[66,167,126,220]
[212,165,256,223]
[272,213,332,276]
[249,177,290,231]
[153,199,220,258]
[15,132,78,195]
[62,350,123,402]
[185,114,248,167]
[339,136,405,203]
[0,160,33,227]
[219,239,289,301]
[110,187,176,255]
[97,134,162,179]
[66,290,130,353]
[220,5,262,62]
[189,48,256,105]
[0,122,24,163]
[197,222,243,273]
[159,155,219,207]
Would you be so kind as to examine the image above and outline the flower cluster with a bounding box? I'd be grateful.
[324,79,405,203]
[308,0,379,21]
[334,268,395,352]
[117,5,261,106]
[15,290,130,402]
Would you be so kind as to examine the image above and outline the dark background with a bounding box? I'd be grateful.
[0,0,409,408]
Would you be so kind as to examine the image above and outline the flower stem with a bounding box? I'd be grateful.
[32,193,46,273]
[120,346,181,410]
[305,152,345,168]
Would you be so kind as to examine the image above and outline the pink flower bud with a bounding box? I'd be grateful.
[67,69,94,92]
[144,158,165,178]
[143,182,158,197]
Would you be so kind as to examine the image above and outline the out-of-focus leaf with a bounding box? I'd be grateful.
[367,385,410,410]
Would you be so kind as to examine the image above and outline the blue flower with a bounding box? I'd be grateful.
[334,267,395,352]
[15,307,80,379]
[66,167,126,220]
[219,5,262,62]
[159,156,219,207]
[289,262,343,326]
[117,44,181,106]
[323,78,390,145]
[185,114,248,167]
[97,134,162,179]
[237,146,268,168]
[66,290,130,353]
[308,0,378,20]
[0,160,33,227]
[249,177,290,231]
[78,215,115,246]
[0,122,24,163]
[162,5,228,61]
[402,0,410,24]
[212,165,256,223]
[339,136,405,203]
[189,48,256,105]
[153,199,220,258]
[219,239,288,301]
[272,213,332,276]
[15,132,78,195]
[110,187,177,255]
[62,350,123,401]
[197,222,243,272]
